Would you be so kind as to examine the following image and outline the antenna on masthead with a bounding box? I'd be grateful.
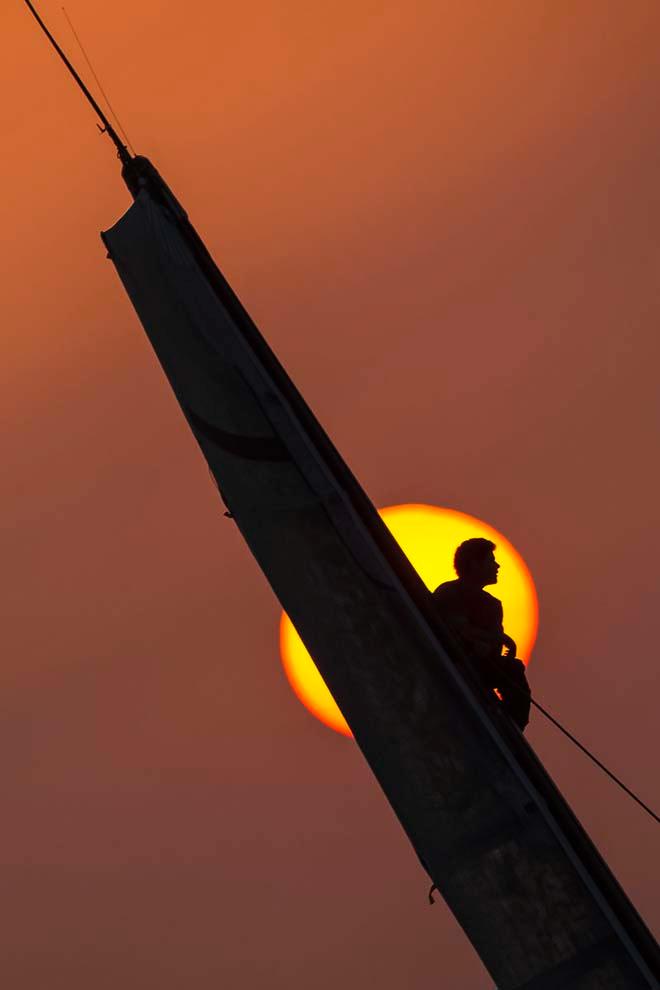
[22,0,132,167]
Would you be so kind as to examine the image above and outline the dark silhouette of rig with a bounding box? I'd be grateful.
[25,0,658,975]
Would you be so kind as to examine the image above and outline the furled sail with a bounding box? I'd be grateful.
[103,157,659,990]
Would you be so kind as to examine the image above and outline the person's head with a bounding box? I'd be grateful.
[454,538,499,587]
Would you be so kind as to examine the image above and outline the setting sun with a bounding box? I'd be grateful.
[279,504,538,737]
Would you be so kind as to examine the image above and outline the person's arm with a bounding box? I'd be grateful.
[495,600,517,657]
[502,633,517,657]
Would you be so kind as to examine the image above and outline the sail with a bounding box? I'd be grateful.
[102,158,659,990]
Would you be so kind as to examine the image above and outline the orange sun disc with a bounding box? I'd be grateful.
[279,504,538,737]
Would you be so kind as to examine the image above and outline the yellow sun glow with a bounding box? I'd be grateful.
[279,504,538,737]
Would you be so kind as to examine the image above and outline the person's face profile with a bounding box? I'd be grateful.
[482,552,499,586]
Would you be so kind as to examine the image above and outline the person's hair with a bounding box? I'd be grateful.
[454,538,496,577]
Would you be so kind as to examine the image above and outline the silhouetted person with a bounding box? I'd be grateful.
[432,538,531,730]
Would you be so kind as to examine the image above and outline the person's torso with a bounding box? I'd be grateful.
[432,581,502,658]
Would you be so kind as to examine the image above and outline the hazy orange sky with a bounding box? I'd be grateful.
[1,2,659,986]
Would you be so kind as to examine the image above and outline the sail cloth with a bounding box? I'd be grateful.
[102,159,659,990]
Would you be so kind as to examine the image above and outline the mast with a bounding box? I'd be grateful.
[22,0,131,166]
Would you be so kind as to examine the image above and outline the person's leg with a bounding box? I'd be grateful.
[499,657,531,730]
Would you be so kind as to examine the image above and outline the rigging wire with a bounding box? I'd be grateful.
[61,6,136,157]
[489,655,660,826]
[21,0,131,165]
[528,694,660,826]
